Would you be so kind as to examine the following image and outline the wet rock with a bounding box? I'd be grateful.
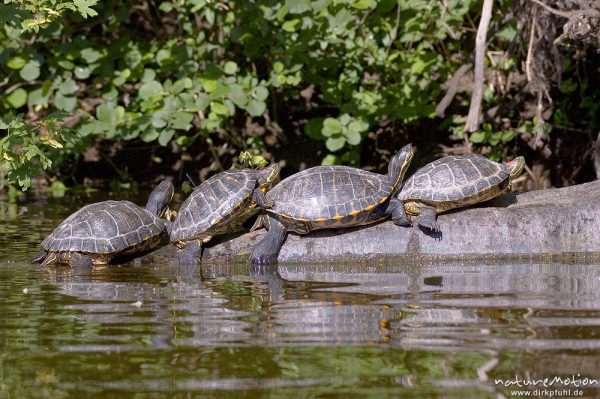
[145,181,600,263]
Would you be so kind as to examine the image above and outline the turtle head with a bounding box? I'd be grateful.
[388,143,415,193]
[145,177,174,217]
[257,164,281,192]
[505,156,525,179]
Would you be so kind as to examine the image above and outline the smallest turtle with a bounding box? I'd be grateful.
[32,178,174,267]
[394,154,525,232]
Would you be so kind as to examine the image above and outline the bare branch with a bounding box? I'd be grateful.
[525,6,537,84]
[436,64,472,117]
[527,0,571,18]
[465,0,494,133]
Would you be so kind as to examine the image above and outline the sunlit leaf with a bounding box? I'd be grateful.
[6,88,27,108]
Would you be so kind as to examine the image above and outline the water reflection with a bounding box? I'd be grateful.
[3,258,600,397]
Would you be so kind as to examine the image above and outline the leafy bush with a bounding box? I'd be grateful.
[1,0,598,190]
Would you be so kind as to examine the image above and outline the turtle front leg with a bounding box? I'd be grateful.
[180,240,203,264]
[415,204,440,232]
[250,216,287,265]
[72,253,93,268]
[389,198,411,227]
[252,189,274,209]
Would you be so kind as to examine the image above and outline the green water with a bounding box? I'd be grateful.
[1,192,600,398]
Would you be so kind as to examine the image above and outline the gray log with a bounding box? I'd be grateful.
[145,181,600,263]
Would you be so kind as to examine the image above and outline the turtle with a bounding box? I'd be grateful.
[393,154,526,232]
[32,177,174,267]
[249,143,415,265]
[169,164,281,262]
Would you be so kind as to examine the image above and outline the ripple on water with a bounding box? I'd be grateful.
[2,192,600,397]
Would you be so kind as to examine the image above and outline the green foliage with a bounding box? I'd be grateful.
[1,0,484,190]
[0,112,81,190]
[3,0,594,189]
[1,0,98,32]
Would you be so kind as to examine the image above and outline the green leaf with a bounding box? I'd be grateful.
[156,49,171,66]
[6,88,27,108]
[253,86,269,101]
[282,19,301,32]
[246,99,266,116]
[210,101,229,116]
[322,118,343,136]
[352,0,376,9]
[171,112,194,130]
[159,2,173,12]
[224,61,238,75]
[54,93,77,112]
[96,103,114,123]
[20,61,40,81]
[151,112,168,128]
[59,79,78,95]
[74,66,90,79]
[158,129,175,146]
[7,56,26,70]
[345,130,361,145]
[80,48,102,63]
[469,132,487,143]
[501,131,516,142]
[139,80,163,99]
[200,78,217,93]
[497,21,517,41]
[325,136,346,152]
[141,128,160,142]
[73,0,99,18]
[286,0,311,14]
[142,69,156,83]
[28,85,52,107]
[348,119,369,133]
[228,84,248,107]
[340,114,351,125]
[58,60,75,70]
[321,154,338,165]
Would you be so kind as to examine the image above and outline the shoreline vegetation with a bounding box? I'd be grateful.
[0,0,599,194]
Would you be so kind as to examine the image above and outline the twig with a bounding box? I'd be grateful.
[533,91,545,148]
[525,6,537,84]
[465,0,494,133]
[527,0,571,18]
[436,64,472,117]
[435,7,516,117]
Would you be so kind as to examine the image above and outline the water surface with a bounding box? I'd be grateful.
[1,192,600,398]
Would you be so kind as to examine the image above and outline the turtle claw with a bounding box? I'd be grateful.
[418,220,440,232]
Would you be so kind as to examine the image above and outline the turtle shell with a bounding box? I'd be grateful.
[266,165,392,232]
[170,169,260,242]
[42,200,166,254]
[398,154,509,208]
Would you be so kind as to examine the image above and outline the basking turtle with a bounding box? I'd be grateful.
[170,164,280,262]
[32,178,174,267]
[394,154,525,231]
[249,144,415,264]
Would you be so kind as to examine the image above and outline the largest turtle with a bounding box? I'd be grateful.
[394,154,525,231]
[249,143,415,265]
[32,177,174,267]
[170,164,280,262]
